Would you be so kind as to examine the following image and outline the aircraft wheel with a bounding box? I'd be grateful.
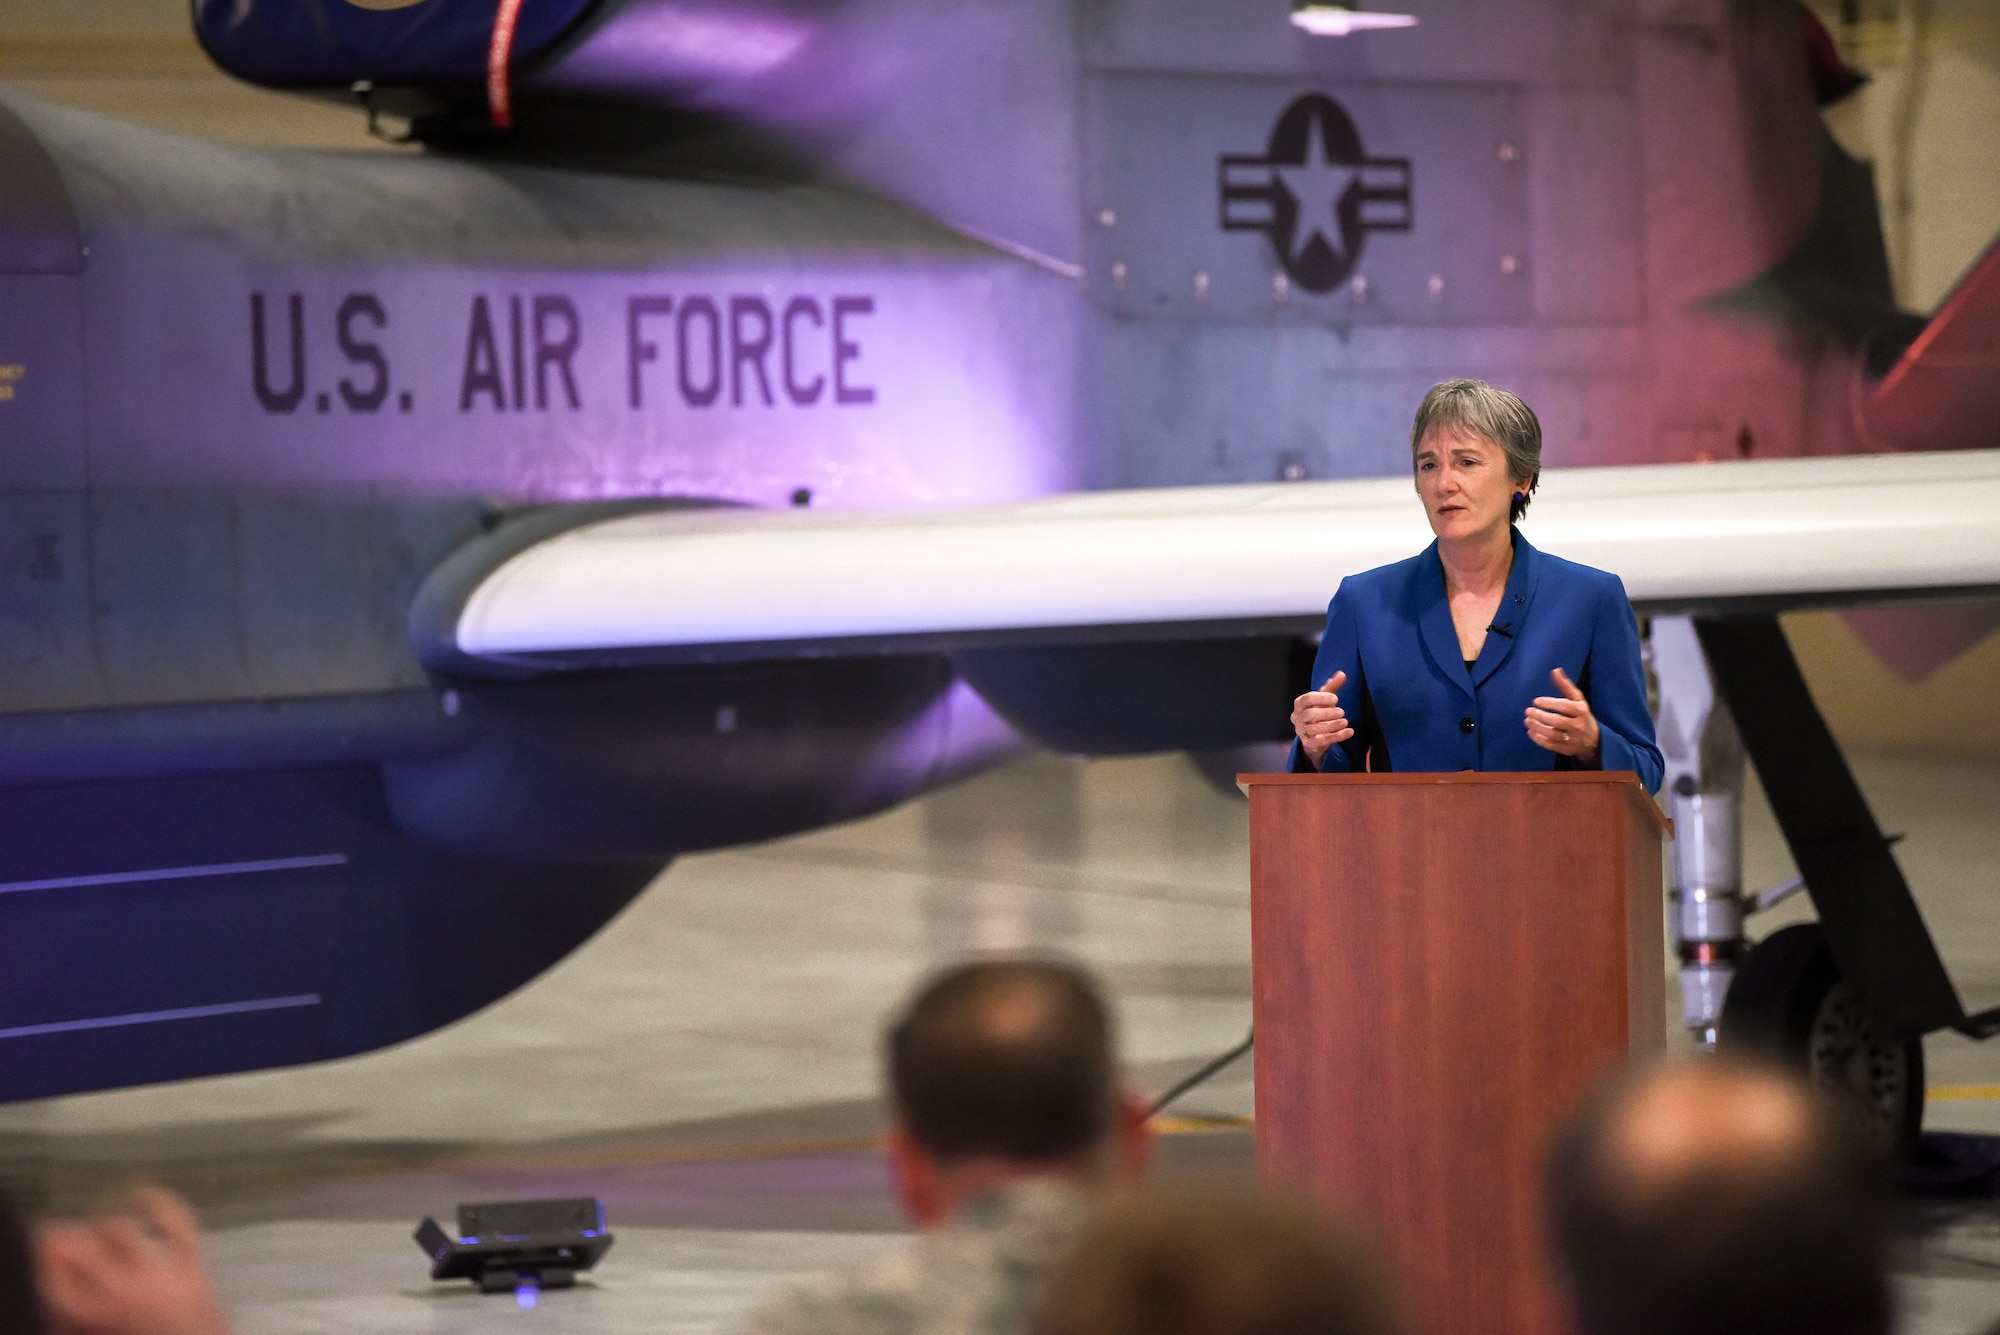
[1717,922,1924,1158]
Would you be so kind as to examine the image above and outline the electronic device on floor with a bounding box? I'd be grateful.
[414,1197,613,1301]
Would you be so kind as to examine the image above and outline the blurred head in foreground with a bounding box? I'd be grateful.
[885,958,1149,1227]
[1036,1182,1397,1335]
[1546,1057,1892,1335]
[2,1188,43,1335]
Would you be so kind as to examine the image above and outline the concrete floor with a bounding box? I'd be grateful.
[0,753,1261,1335]
[1,750,1999,1334]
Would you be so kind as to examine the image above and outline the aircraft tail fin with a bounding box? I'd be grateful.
[1859,233,2000,454]
[1841,236,2000,682]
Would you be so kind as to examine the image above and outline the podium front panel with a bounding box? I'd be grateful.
[1244,772,1666,1335]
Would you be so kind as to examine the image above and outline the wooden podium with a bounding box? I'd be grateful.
[1240,772,1668,1335]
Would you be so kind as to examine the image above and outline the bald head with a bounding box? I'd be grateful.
[1599,1062,1820,1201]
[888,959,1115,1163]
[1547,1059,1891,1335]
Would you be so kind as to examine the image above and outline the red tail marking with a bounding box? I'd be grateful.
[487,0,526,130]
[1863,235,2000,454]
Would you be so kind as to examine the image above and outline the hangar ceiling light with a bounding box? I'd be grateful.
[1289,2,1418,36]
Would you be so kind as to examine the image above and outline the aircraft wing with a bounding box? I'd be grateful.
[415,448,2000,675]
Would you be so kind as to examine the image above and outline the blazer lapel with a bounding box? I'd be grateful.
[1415,543,1474,698]
[1472,529,1539,689]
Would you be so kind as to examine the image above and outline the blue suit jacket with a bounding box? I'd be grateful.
[1288,532,1663,793]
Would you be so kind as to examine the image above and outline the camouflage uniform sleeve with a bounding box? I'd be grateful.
[733,1252,928,1335]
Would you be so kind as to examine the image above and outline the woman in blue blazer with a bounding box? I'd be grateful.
[1289,380,1663,793]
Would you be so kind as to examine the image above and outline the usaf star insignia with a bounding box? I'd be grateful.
[1220,94,1413,294]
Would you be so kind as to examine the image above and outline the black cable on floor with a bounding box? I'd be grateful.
[1149,1028,1253,1118]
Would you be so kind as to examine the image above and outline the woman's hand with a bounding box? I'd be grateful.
[1291,671,1355,764]
[1525,667,1600,765]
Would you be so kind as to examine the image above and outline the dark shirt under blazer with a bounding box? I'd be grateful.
[1287,531,1664,793]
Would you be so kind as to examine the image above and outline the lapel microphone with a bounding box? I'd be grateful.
[1486,621,1515,639]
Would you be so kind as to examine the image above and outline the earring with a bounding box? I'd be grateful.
[1512,491,1527,503]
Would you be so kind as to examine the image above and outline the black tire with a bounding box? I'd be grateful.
[1717,922,1925,1158]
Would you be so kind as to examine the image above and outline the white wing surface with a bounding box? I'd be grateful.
[436,450,2000,669]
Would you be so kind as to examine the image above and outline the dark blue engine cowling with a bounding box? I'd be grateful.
[192,0,600,88]
[192,0,852,110]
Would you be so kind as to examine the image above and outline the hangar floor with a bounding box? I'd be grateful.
[3,749,2000,1335]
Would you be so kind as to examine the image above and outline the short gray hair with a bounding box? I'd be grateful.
[1410,379,1542,522]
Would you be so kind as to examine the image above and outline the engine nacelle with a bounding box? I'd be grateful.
[951,636,1311,756]
[382,656,1022,859]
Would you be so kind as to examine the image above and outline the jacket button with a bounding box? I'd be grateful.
[1460,717,1476,733]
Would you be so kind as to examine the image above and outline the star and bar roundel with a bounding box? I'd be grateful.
[1220,94,1413,294]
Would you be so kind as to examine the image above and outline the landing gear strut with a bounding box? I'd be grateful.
[1650,614,1971,1157]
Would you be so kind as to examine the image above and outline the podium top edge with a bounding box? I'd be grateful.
[1235,771,1670,835]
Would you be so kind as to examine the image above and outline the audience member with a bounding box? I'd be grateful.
[3,1188,43,1335]
[32,1186,230,1335]
[739,957,1150,1335]
[1545,1057,1893,1335]
[1036,1182,1397,1335]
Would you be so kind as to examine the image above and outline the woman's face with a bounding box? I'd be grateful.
[1414,428,1523,545]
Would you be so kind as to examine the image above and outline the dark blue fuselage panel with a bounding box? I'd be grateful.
[0,766,654,1102]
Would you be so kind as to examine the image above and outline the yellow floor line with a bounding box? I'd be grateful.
[1927,1084,2000,1102]
[470,1134,885,1174]
[467,1115,1256,1175]
[1150,1114,1254,1133]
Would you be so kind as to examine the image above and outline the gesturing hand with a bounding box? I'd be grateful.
[37,1186,232,1335]
[1525,667,1600,765]
[1290,671,1355,764]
